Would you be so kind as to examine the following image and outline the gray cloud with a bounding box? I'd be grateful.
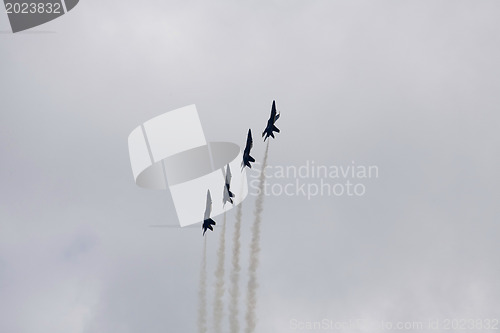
[1,1,499,332]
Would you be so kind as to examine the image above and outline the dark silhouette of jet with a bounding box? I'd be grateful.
[262,100,280,141]
[242,129,255,169]
[202,190,216,236]
[223,164,235,206]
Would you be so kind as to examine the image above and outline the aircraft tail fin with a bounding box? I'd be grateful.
[202,219,216,236]
[263,130,270,141]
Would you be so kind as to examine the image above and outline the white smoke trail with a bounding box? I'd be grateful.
[229,202,243,333]
[198,238,208,333]
[245,141,270,333]
[213,213,227,333]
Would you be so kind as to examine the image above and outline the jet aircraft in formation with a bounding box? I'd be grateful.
[202,100,281,236]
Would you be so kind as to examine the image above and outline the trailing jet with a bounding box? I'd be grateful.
[223,164,235,206]
[262,100,280,141]
[242,129,255,169]
[202,190,216,236]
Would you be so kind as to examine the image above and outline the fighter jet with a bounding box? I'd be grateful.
[242,129,255,169]
[202,190,216,236]
[222,164,235,206]
[262,100,280,141]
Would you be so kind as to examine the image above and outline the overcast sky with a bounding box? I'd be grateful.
[1,1,499,332]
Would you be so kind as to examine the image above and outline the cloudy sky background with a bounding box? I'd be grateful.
[1,1,499,332]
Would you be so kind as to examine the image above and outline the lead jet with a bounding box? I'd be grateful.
[262,100,280,141]
[223,164,235,206]
[202,190,216,236]
[242,129,255,169]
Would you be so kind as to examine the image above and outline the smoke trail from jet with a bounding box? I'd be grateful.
[213,213,227,333]
[229,201,243,333]
[245,141,270,333]
[198,238,208,333]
